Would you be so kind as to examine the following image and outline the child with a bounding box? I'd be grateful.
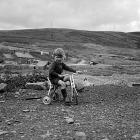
[49,48,81,105]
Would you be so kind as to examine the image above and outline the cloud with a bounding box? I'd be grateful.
[0,0,139,31]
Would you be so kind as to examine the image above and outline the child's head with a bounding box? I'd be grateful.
[53,48,66,63]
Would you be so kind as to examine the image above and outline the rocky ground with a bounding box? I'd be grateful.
[1,28,140,140]
[0,84,140,140]
[0,43,140,139]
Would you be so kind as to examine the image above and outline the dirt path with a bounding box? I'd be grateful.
[0,85,140,140]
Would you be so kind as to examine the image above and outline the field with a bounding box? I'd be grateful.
[0,28,140,140]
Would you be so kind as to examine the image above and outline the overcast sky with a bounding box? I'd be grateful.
[0,0,140,32]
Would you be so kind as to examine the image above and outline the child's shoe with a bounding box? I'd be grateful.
[61,89,67,101]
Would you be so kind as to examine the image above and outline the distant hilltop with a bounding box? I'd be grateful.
[0,28,140,49]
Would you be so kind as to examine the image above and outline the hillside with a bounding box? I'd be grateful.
[0,28,140,140]
[0,28,140,49]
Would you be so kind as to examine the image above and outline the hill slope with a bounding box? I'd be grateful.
[0,28,140,49]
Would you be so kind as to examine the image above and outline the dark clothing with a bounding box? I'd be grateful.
[50,78,63,85]
[49,61,76,84]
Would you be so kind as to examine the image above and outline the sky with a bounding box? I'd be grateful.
[0,0,140,32]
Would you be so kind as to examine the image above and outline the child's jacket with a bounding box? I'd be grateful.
[49,61,76,82]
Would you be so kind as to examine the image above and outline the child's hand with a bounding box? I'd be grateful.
[59,74,64,78]
[76,71,83,74]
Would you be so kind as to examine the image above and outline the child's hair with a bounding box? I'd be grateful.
[53,48,65,58]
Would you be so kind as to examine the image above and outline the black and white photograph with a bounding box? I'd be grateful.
[0,0,140,139]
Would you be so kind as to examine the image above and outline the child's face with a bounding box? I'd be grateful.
[55,56,63,63]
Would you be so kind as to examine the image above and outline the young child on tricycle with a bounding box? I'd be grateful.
[47,48,82,106]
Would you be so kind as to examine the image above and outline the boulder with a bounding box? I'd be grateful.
[74,132,87,140]
[64,117,74,124]
[0,83,7,93]
[132,134,140,139]
[0,130,8,135]
[25,82,48,90]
